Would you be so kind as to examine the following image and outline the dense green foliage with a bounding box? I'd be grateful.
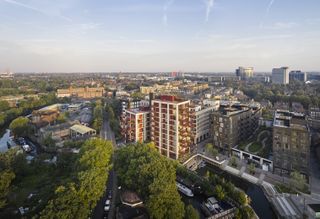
[92,101,103,132]
[205,143,218,157]
[0,138,112,218]
[115,143,185,219]
[106,99,121,139]
[184,204,200,219]
[39,138,113,219]
[0,148,17,208]
[237,82,320,108]
[290,171,308,192]
[9,117,31,137]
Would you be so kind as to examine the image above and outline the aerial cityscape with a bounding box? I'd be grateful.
[1,1,320,219]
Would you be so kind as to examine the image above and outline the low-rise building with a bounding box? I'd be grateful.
[70,124,96,139]
[273,110,311,176]
[201,197,235,219]
[39,121,79,141]
[57,86,104,99]
[32,104,66,127]
[212,103,262,153]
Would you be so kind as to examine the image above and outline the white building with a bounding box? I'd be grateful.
[190,104,216,146]
[272,67,289,84]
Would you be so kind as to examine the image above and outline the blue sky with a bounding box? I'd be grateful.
[0,0,320,72]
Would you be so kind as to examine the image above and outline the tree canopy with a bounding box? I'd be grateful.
[115,143,185,219]
[9,116,31,137]
[39,138,113,219]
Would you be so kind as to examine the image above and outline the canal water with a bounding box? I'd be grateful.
[0,129,11,152]
[198,164,276,219]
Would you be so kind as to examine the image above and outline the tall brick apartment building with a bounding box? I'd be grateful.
[273,110,311,176]
[151,95,191,160]
[211,103,262,153]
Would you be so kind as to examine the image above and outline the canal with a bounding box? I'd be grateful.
[0,129,11,152]
[198,163,276,219]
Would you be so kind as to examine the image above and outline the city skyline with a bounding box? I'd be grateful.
[1,0,320,72]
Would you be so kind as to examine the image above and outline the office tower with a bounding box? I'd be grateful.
[151,95,191,159]
[289,70,307,83]
[273,110,311,176]
[212,103,262,153]
[235,67,254,80]
[272,67,289,84]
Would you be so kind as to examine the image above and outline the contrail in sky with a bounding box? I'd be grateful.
[205,0,215,22]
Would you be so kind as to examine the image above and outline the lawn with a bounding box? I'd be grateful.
[248,142,263,153]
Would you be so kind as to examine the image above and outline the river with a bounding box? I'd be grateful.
[198,164,276,219]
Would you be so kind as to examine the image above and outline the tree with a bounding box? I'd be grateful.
[9,116,30,137]
[214,185,225,201]
[290,171,306,191]
[0,170,15,208]
[205,143,218,158]
[230,155,237,168]
[0,148,18,208]
[40,138,113,218]
[115,143,185,219]
[184,204,200,219]
[42,135,56,149]
[0,100,10,111]
[248,163,255,175]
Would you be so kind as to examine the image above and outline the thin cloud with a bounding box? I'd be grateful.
[163,0,175,26]
[260,0,275,28]
[266,0,275,16]
[3,0,72,22]
[205,0,215,22]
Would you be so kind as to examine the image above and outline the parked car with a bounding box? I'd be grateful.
[104,199,110,212]
[107,191,112,199]
[22,144,32,153]
[17,137,26,145]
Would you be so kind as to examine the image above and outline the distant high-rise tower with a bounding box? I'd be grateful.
[272,67,289,84]
[235,67,253,80]
[289,70,307,83]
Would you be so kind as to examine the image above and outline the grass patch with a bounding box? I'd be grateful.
[248,142,262,153]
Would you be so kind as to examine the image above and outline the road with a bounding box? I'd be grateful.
[92,112,117,219]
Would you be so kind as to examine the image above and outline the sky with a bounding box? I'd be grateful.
[0,0,320,72]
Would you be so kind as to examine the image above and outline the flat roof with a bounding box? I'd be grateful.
[70,124,95,134]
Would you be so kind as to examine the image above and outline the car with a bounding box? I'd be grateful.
[17,137,26,145]
[104,205,110,212]
[107,191,112,199]
[22,144,32,152]
[104,199,110,212]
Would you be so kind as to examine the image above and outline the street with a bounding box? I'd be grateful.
[92,112,117,219]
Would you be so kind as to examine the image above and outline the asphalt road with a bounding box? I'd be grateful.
[92,112,117,219]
